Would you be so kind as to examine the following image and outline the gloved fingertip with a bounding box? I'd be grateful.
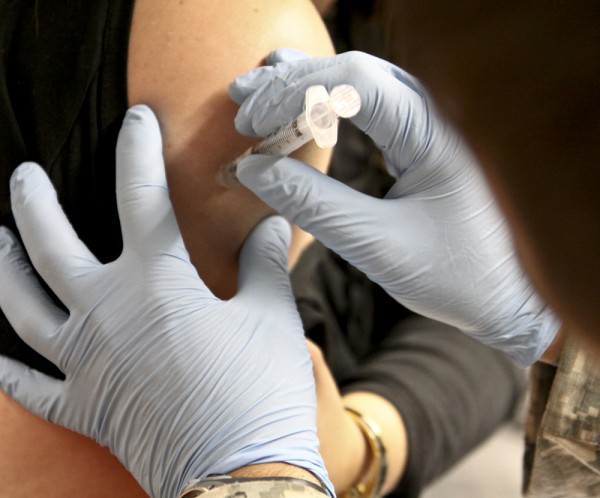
[117,105,163,160]
[10,162,42,188]
[0,226,16,256]
[0,355,58,416]
[0,225,15,242]
[125,103,148,120]
[258,214,292,250]
[267,47,311,65]
[123,104,159,130]
[228,67,274,106]
[238,214,292,292]
[228,79,247,105]
[10,162,48,204]
[236,154,281,188]
[233,110,260,137]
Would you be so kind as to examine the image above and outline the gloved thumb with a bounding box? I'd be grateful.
[266,47,311,65]
[116,105,183,255]
[236,215,294,304]
[0,355,62,422]
[229,48,310,106]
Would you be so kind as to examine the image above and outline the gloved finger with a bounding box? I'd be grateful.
[228,48,312,106]
[0,355,63,423]
[10,163,100,306]
[237,155,385,262]
[116,105,188,259]
[266,47,312,65]
[234,51,423,138]
[255,61,422,152]
[0,227,67,366]
[236,215,294,306]
[229,51,341,132]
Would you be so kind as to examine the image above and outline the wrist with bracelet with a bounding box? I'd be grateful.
[341,407,388,498]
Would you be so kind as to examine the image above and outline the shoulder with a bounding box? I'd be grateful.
[127,0,334,135]
[126,0,335,295]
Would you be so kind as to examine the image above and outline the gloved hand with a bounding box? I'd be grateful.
[0,105,332,498]
[229,49,559,367]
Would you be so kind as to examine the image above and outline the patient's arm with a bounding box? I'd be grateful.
[0,1,334,496]
[129,0,335,298]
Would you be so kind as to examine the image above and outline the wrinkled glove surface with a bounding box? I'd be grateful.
[230,49,559,366]
[0,105,331,497]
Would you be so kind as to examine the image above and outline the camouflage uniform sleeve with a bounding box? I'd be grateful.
[179,476,331,498]
[524,335,600,497]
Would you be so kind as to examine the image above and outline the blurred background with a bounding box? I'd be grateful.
[422,420,525,498]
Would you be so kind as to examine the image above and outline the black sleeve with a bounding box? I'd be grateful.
[292,240,526,498]
[342,315,526,498]
[0,0,134,377]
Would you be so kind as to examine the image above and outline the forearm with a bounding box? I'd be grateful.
[320,318,524,497]
[540,324,566,365]
[230,463,323,487]
[347,322,525,496]
[308,339,407,495]
[341,392,408,496]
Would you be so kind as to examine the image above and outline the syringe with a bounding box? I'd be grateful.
[217,84,361,188]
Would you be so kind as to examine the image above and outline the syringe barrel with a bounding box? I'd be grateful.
[250,112,312,156]
[217,84,360,188]
[216,113,313,187]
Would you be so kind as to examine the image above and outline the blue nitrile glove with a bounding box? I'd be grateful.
[0,105,332,498]
[229,49,560,367]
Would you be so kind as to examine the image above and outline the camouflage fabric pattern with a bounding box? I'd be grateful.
[179,476,330,498]
[524,336,600,497]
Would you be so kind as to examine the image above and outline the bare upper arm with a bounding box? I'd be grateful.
[0,4,334,497]
[128,0,335,297]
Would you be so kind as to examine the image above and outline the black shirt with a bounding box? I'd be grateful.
[0,0,134,376]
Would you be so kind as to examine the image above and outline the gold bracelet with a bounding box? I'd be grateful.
[342,407,387,498]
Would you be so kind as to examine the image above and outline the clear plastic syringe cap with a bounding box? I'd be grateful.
[305,84,361,148]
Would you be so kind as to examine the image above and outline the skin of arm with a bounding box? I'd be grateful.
[540,326,567,365]
[0,1,334,496]
[307,340,408,495]
[128,0,335,298]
